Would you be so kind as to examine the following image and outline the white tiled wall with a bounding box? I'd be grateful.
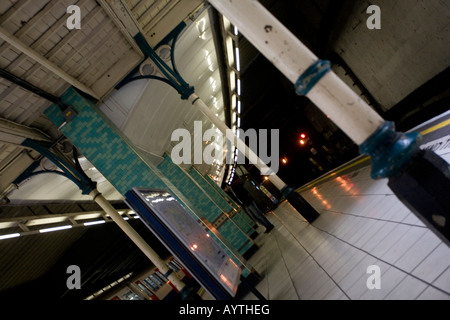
[245,161,450,300]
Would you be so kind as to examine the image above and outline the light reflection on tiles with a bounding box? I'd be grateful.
[244,160,450,300]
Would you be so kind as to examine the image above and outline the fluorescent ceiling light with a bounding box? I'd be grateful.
[0,233,20,240]
[235,47,240,71]
[84,220,106,226]
[39,225,72,233]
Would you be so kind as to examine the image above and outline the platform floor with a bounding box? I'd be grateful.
[244,180,450,300]
[243,113,450,300]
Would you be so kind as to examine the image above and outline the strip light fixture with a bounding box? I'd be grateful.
[0,209,139,240]
[226,22,243,185]
[0,233,20,240]
[84,220,106,226]
[39,225,73,233]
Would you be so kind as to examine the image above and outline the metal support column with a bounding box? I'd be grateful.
[16,139,188,293]
[118,22,320,222]
[208,0,450,245]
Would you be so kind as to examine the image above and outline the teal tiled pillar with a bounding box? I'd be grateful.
[45,88,165,195]
[157,154,257,257]
[44,87,256,276]
[186,166,257,238]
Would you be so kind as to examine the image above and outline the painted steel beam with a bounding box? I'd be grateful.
[0,26,99,100]
[0,117,51,145]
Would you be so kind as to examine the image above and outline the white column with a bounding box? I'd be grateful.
[89,189,186,292]
[188,93,287,190]
[208,0,384,145]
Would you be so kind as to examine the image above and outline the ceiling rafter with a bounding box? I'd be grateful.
[97,0,141,39]
[141,0,180,35]
[0,25,100,99]
[0,117,51,144]
[0,0,32,26]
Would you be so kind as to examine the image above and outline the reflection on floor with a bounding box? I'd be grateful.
[244,165,450,300]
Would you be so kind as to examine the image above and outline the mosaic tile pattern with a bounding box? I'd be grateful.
[187,167,256,236]
[45,88,165,195]
[157,155,256,255]
[187,167,237,211]
[44,87,256,273]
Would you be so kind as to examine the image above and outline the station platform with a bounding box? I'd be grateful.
[243,112,450,300]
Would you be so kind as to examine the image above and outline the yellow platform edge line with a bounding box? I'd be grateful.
[295,118,450,193]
